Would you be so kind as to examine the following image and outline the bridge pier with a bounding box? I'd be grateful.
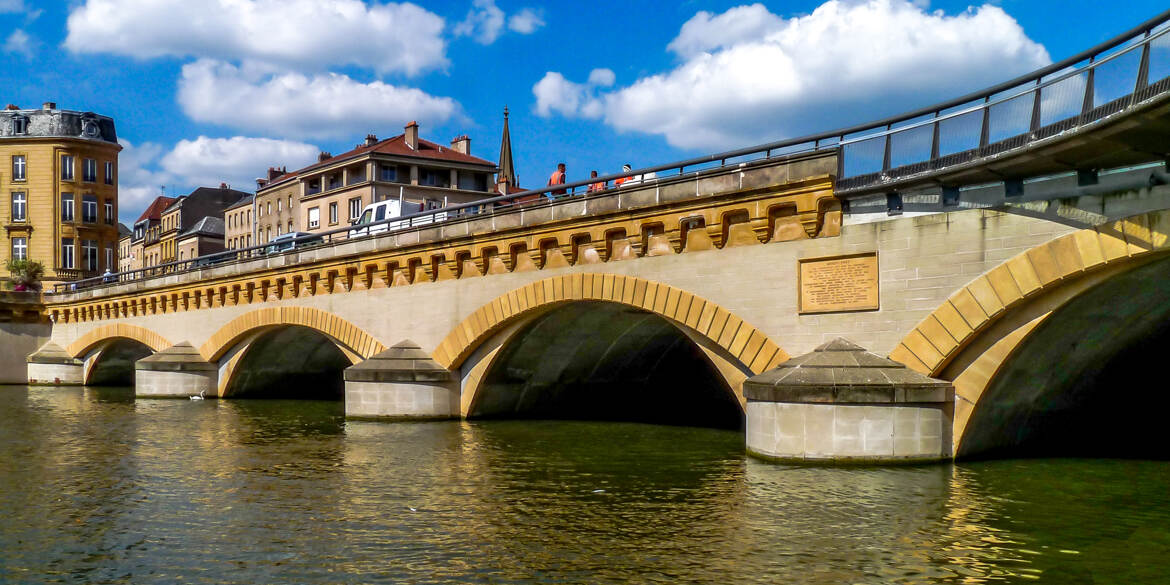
[134,342,217,398]
[344,340,459,420]
[744,339,954,464]
[26,341,83,385]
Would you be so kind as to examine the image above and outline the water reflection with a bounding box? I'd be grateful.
[1,386,1168,584]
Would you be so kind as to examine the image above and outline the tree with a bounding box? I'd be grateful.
[7,258,45,292]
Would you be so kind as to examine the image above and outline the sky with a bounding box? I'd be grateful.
[0,0,1166,225]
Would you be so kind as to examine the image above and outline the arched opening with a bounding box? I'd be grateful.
[959,254,1170,459]
[471,301,743,429]
[86,338,153,386]
[225,326,352,400]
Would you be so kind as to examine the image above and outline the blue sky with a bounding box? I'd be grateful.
[0,0,1165,224]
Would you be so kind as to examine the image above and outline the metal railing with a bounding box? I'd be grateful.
[53,9,1170,294]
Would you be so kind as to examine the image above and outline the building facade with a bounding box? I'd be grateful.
[223,194,253,251]
[175,217,225,261]
[0,102,121,285]
[130,195,176,272]
[253,122,499,243]
[155,184,249,264]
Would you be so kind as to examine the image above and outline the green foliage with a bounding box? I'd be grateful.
[6,258,45,290]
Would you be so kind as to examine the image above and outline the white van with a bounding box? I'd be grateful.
[348,199,448,238]
[348,200,402,238]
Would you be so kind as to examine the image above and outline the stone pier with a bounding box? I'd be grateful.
[135,342,217,398]
[344,340,459,420]
[744,338,953,464]
[26,341,83,385]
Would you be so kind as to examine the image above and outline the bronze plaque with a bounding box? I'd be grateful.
[798,253,879,314]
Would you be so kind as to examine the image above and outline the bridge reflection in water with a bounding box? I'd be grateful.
[2,386,1169,584]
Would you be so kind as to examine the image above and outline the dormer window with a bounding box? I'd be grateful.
[12,116,27,135]
[82,119,100,138]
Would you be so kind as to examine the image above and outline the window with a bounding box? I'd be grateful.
[82,195,98,223]
[105,246,113,271]
[82,239,98,270]
[104,200,114,224]
[83,158,97,182]
[11,192,25,222]
[61,238,75,269]
[329,202,338,224]
[61,155,75,181]
[12,155,25,181]
[277,198,281,213]
[276,224,281,236]
[348,197,362,221]
[419,168,449,187]
[12,116,27,135]
[61,193,75,221]
[287,220,293,233]
[11,237,26,260]
[287,195,292,209]
[307,207,320,229]
[104,161,114,185]
[380,165,397,182]
[267,202,272,215]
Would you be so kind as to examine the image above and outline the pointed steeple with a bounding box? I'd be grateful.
[497,106,517,191]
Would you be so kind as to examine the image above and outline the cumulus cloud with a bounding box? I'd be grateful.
[161,136,319,189]
[117,136,319,224]
[3,29,32,58]
[533,69,614,119]
[537,0,1051,150]
[177,60,459,139]
[65,0,447,75]
[508,8,544,34]
[455,0,544,44]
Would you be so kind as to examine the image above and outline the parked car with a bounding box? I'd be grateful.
[191,251,234,268]
[265,231,324,255]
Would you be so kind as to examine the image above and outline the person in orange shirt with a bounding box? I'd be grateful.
[615,164,633,186]
[547,162,566,197]
[587,170,606,193]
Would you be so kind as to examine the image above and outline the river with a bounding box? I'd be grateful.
[1,386,1167,584]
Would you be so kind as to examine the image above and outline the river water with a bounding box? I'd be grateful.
[1,386,1168,584]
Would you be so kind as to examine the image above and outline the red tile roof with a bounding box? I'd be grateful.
[305,134,495,173]
[135,196,178,223]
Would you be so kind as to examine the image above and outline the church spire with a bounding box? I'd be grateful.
[497,106,517,192]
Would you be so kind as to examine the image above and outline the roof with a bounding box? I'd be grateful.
[261,130,496,192]
[498,107,517,189]
[178,216,225,239]
[163,186,252,214]
[224,194,254,211]
[117,222,131,237]
[135,196,178,223]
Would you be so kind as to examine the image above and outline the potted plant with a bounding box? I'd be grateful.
[7,258,44,292]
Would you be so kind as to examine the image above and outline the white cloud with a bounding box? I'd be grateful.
[0,0,25,12]
[177,60,459,139]
[508,8,544,34]
[533,69,614,119]
[3,29,32,58]
[455,0,543,44]
[117,136,319,224]
[65,0,447,75]
[161,136,319,189]
[455,0,506,45]
[540,0,1051,151]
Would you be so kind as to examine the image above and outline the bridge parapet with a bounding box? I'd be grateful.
[44,152,839,324]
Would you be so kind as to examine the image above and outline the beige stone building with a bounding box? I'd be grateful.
[0,102,121,285]
[253,122,499,242]
[223,194,253,250]
[176,217,225,261]
[131,195,176,272]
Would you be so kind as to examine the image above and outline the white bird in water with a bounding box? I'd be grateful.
[190,390,205,400]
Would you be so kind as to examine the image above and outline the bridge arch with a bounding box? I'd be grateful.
[434,274,789,426]
[66,323,172,358]
[200,306,387,398]
[64,324,172,386]
[888,210,1170,457]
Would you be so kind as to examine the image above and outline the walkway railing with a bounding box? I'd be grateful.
[55,9,1170,294]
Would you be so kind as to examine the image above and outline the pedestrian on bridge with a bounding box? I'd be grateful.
[587,170,606,193]
[547,163,566,198]
[616,164,634,186]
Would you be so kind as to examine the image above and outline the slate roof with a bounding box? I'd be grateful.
[178,216,225,239]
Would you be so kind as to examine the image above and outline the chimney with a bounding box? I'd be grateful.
[450,135,471,155]
[365,133,378,147]
[267,166,283,180]
[405,121,419,150]
[5,104,19,110]
[42,102,55,111]
[256,178,268,189]
[318,151,332,162]
[219,182,228,189]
